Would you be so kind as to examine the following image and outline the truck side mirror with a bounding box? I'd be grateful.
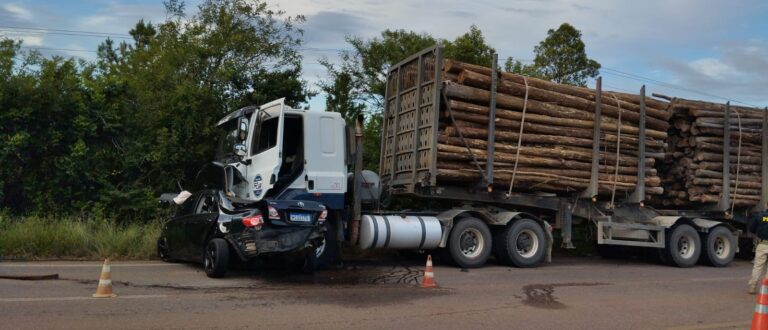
[237,117,249,141]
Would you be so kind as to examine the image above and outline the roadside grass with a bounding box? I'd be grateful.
[0,215,162,260]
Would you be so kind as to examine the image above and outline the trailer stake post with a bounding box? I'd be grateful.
[580,77,601,199]
[628,85,646,203]
[483,53,498,192]
[718,102,731,211]
[757,106,768,212]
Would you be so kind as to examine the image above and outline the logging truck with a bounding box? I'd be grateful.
[212,45,766,270]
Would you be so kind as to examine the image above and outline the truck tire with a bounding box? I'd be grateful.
[204,238,230,278]
[447,217,492,268]
[664,224,701,268]
[494,219,546,267]
[701,226,736,267]
[315,220,339,269]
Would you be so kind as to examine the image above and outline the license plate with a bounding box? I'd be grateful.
[289,213,312,223]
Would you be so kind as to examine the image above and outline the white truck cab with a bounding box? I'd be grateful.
[216,99,348,210]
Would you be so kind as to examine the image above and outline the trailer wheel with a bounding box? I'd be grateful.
[494,219,546,267]
[664,224,701,268]
[701,226,735,267]
[447,217,492,268]
[204,238,230,278]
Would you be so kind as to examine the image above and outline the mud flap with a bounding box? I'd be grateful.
[544,222,554,263]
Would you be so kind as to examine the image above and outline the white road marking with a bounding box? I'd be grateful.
[0,294,167,302]
[0,263,177,268]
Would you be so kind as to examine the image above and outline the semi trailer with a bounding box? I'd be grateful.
[211,45,767,270]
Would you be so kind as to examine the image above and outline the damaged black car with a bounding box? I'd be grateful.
[157,188,328,278]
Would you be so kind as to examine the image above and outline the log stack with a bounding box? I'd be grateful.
[434,59,669,199]
[658,98,765,207]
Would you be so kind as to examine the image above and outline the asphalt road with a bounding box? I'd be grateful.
[0,255,758,329]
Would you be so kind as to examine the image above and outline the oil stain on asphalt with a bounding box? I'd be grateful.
[521,282,608,309]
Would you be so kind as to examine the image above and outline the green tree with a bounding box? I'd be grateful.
[528,23,600,86]
[320,26,497,170]
[0,0,314,219]
[444,25,496,67]
[504,23,599,86]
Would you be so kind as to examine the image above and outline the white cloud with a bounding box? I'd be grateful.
[2,3,32,21]
[688,58,732,80]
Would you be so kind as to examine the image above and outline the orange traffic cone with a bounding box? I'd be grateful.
[752,278,768,329]
[92,259,117,298]
[421,255,437,288]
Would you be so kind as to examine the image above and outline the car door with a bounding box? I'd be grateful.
[165,192,200,261]
[185,191,220,261]
[237,98,286,200]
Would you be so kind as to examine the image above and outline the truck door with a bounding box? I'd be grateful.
[240,99,286,200]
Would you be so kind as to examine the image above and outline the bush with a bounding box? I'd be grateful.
[0,215,162,260]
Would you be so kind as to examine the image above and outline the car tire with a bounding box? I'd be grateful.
[494,219,546,268]
[204,238,229,278]
[663,224,701,268]
[701,226,736,267]
[157,237,174,262]
[447,217,492,268]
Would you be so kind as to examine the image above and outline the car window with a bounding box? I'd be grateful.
[195,193,218,214]
[175,193,199,217]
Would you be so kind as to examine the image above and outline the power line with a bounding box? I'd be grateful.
[600,68,760,108]
[20,46,97,53]
[0,25,132,38]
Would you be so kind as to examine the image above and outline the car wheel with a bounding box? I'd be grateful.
[494,219,546,268]
[157,237,174,262]
[447,217,492,268]
[701,226,736,267]
[664,224,701,268]
[204,238,229,278]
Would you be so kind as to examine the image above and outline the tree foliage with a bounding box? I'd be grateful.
[504,23,600,87]
[319,25,496,170]
[0,0,311,219]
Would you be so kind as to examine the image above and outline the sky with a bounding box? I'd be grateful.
[2,0,767,110]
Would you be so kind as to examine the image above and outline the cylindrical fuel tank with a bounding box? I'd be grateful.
[358,214,442,249]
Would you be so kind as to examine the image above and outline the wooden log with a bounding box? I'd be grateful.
[691,178,763,190]
[443,82,668,139]
[698,162,762,173]
[693,151,762,164]
[672,98,763,117]
[437,143,655,170]
[457,69,671,131]
[443,126,595,148]
[694,169,761,181]
[688,108,764,120]
[438,135,645,167]
[447,99,656,137]
[444,59,671,118]
[436,169,662,193]
[689,194,759,205]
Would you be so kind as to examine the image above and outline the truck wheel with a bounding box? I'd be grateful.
[447,217,492,268]
[701,226,735,267]
[204,238,230,278]
[494,219,546,267]
[315,220,339,269]
[664,224,701,268]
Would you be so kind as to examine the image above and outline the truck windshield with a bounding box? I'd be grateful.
[215,122,241,164]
